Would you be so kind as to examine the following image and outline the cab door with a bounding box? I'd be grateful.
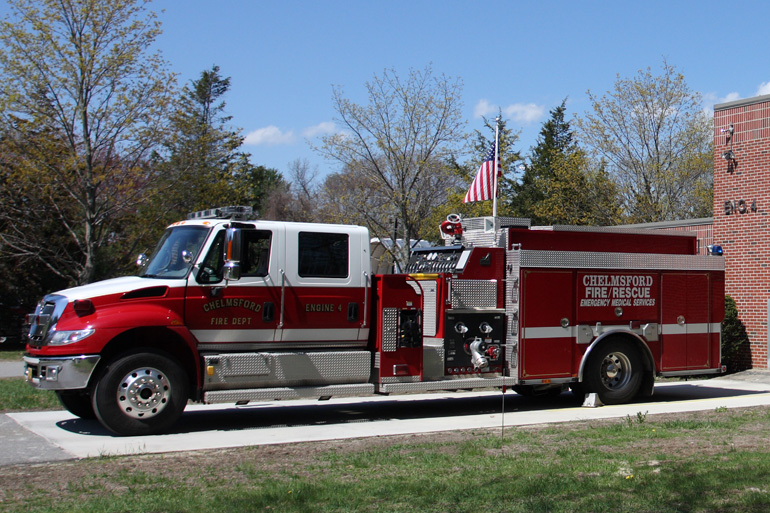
[276,225,369,349]
[185,225,284,350]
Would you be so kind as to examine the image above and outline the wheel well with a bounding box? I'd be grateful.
[93,327,198,398]
[578,331,655,382]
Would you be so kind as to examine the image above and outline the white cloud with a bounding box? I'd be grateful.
[302,121,336,138]
[473,99,545,125]
[243,125,296,146]
[473,99,497,118]
[757,82,770,96]
[503,103,546,124]
[702,92,742,115]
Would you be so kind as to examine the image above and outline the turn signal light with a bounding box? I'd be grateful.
[73,299,95,317]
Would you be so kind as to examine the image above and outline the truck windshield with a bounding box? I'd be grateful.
[141,226,210,279]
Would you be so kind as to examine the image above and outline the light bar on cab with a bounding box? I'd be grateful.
[187,206,254,220]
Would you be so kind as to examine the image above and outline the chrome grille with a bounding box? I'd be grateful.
[26,295,67,347]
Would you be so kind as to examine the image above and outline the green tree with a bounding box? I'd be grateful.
[159,66,243,218]
[0,121,73,326]
[242,164,285,218]
[722,296,750,374]
[155,65,283,226]
[514,99,574,223]
[514,99,621,226]
[531,150,621,225]
[261,159,317,222]
[0,0,175,284]
[577,60,713,223]
[317,65,466,270]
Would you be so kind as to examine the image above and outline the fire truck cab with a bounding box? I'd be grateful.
[24,208,725,435]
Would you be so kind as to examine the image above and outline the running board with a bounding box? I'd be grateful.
[378,376,507,394]
[203,383,375,404]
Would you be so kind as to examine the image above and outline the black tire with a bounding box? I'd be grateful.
[584,339,643,405]
[56,390,97,420]
[91,352,188,436]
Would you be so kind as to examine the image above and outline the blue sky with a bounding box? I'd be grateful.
[16,1,770,180]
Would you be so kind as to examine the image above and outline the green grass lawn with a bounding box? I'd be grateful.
[2,405,770,512]
[0,377,60,412]
[0,349,24,362]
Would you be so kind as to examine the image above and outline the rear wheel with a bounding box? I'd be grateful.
[92,352,188,436]
[56,390,96,419]
[584,339,642,404]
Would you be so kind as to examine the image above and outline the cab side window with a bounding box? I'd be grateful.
[197,229,272,283]
[198,230,225,284]
[243,230,271,277]
[298,232,349,278]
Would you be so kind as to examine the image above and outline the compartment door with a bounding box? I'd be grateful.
[661,273,711,371]
[520,270,575,379]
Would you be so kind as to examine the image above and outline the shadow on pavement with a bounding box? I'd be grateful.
[53,382,767,437]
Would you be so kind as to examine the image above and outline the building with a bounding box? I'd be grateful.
[621,218,714,256]
[610,95,770,369]
[713,94,770,369]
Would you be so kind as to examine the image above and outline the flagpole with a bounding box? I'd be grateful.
[492,116,500,218]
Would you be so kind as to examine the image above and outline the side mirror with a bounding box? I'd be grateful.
[136,253,148,268]
[223,227,242,281]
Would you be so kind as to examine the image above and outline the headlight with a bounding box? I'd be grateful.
[48,329,95,346]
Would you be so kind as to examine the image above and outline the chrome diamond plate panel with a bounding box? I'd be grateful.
[378,376,507,393]
[382,308,399,352]
[506,238,520,376]
[203,351,371,390]
[422,280,438,336]
[459,217,530,248]
[452,280,497,308]
[519,250,724,271]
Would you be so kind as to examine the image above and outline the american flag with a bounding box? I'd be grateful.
[464,140,499,203]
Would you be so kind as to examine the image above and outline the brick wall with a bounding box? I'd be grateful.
[713,94,770,369]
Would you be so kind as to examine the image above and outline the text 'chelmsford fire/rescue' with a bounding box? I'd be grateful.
[580,274,656,308]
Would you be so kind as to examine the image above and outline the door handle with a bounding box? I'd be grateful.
[347,302,359,322]
[263,302,275,322]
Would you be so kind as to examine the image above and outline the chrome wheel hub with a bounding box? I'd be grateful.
[600,352,632,390]
[117,367,171,419]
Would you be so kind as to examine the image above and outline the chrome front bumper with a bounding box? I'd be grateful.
[23,355,101,390]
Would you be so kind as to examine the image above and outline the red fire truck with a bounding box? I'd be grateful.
[24,207,725,435]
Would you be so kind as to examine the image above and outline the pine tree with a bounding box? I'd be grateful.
[514,99,621,226]
[156,66,282,222]
[513,99,574,223]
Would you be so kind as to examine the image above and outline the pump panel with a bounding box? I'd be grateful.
[444,310,505,376]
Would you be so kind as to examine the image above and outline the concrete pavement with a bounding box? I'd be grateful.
[1,359,74,465]
[0,359,23,379]
[3,374,770,466]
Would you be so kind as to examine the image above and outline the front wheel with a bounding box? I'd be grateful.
[56,390,96,419]
[92,352,188,436]
[583,339,643,405]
